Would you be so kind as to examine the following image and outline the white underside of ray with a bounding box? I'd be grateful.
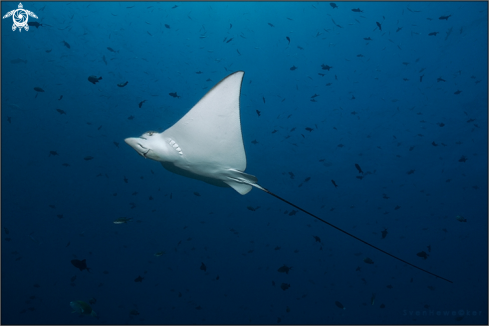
[126,71,258,195]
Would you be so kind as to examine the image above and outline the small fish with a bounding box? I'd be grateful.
[88,75,102,84]
[154,251,165,257]
[165,24,171,29]
[113,217,132,224]
[280,283,290,290]
[49,151,58,157]
[70,301,96,317]
[34,87,44,92]
[428,32,439,36]
[376,22,382,31]
[84,156,94,161]
[351,8,363,12]
[107,47,118,53]
[71,259,91,272]
[277,265,292,274]
[313,235,321,243]
[321,64,333,70]
[454,90,462,95]
[427,245,431,252]
[7,117,11,123]
[169,92,180,98]
[335,301,345,309]
[134,275,144,282]
[113,141,119,148]
[396,27,403,32]
[262,96,265,103]
[455,215,467,222]
[417,251,429,259]
[286,36,290,44]
[355,163,363,174]
[458,156,467,162]
[290,65,297,71]
[194,192,201,196]
[251,140,258,145]
[117,81,128,87]
[437,77,446,82]
[371,293,376,305]
[62,40,70,49]
[330,3,338,9]
[10,58,27,64]
[268,23,274,27]
[407,169,415,174]
[56,109,66,115]
[381,228,388,239]
[226,37,233,43]
[58,95,63,100]
[138,100,146,108]
[331,180,338,188]
[171,5,178,9]
[439,15,451,20]
[380,304,386,308]
[364,37,372,41]
[256,110,261,117]
[420,75,424,82]
[200,262,207,271]
[305,127,313,132]
[364,257,374,264]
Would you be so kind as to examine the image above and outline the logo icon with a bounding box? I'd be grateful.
[2,3,38,32]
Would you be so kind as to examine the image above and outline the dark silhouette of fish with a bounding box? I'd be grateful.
[113,141,119,148]
[286,36,290,44]
[169,92,180,98]
[200,262,207,271]
[439,15,451,20]
[290,65,297,71]
[58,95,63,100]
[376,22,382,31]
[313,235,321,243]
[10,58,27,64]
[428,32,439,36]
[28,22,43,28]
[364,37,372,41]
[226,37,233,43]
[88,76,102,84]
[364,257,374,264]
[454,90,462,95]
[134,275,144,282]
[268,23,274,27]
[305,127,313,132]
[71,259,91,272]
[355,163,363,174]
[277,265,292,274]
[352,8,363,12]
[49,151,58,157]
[56,109,66,115]
[117,81,128,87]
[7,117,11,123]
[331,180,338,188]
[417,251,429,259]
[84,156,94,161]
[458,155,467,162]
[139,100,146,108]
[437,77,446,82]
[61,40,70,49]
[262,96,265,103]
[396,27,403,32]
[335,301,345,309]
[330,3,338,9]
[280,283,290,290]
[381,228,388,239]
[420,75,424,82]
[321,64,333,70]
[34,87,44,92]
[107,47,118,53]
[256,110,261,117]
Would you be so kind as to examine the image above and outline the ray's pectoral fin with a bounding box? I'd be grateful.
[223,169,258,195]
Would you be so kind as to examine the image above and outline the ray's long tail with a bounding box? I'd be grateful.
[251,183,453,284]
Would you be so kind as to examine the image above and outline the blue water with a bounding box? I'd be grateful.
[2,1,487,324]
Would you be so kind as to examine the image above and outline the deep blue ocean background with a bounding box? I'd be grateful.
[1,1,488,324]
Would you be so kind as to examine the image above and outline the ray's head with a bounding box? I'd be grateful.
[125,131,173,162]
